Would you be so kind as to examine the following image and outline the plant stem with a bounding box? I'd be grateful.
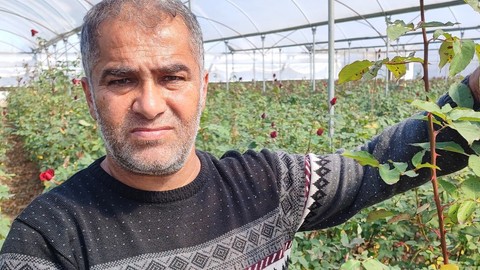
[427,114,449,264]
[420,0,449,264]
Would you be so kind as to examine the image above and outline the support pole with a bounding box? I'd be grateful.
[261,35,266,93]
[63,38,68,67]
[328,0,335,147]
[225,40,229,91]
[385,35,390,95]
[278,48,282,82]
[312,27,317,92]
[253,50,256,87]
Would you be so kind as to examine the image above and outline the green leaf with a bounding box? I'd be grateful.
[439,38,455,69]
[78,119,92,127]
[461,175,480,199]
[340,230,350,247]
[441,103,453,114]
[388,213,411,224]
[421,21,456,28]
[362,258,389,270]
[363,60,384,81]
[450,121,480,145]
[439,179,458,197]
[414,162,440,170]
[379,163,401,185]
[340,259,361,270]
[436,141,467,155]
[476,44,480,62]
[447,203,460,223]
[416,203,430,214]
[472,141,480,155]
[468,155,480,176]
[0,217,11,238]
[448,82,475,108]
[410,100,444,118]
[404,170,419,177]
[410,141,466,155]
[338,60,373,84]
[450,39,475,76]
[367,209,395,222]
[342,150,380,167]
[463,225,480,237]
[464,0,480,13]
[412,150,426,168]
[440,263,460,270]
[457,200,476,224]
[387,20,414,41]
[385,56,407,79]
[433,29,445,40]
[449,109,480,122]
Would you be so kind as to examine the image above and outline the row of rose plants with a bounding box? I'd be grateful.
[0,109,14,246]
[2,64,479,268]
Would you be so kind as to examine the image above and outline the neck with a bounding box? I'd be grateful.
[100,150,201,191]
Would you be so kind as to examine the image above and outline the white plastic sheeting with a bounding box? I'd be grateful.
[0,0,479,85]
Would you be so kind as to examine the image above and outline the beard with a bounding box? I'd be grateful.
[93,97,203,176]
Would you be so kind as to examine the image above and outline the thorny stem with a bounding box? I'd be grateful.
[420,0,449,264]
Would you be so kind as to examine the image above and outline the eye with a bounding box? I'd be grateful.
[163,75,184,82]
[108,78,134,86]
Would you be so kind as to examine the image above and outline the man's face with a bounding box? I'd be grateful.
[82,16,208,176]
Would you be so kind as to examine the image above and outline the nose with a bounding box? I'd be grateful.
[131,81,167,119]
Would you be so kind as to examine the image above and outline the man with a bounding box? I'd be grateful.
[1,0,479,269]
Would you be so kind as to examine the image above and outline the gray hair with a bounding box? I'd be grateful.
[80,0,204,83]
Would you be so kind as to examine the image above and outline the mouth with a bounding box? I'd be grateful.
[130,126,174,140]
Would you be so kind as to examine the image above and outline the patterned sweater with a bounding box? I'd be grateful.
[0,94,472,270]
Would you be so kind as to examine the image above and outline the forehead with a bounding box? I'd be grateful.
[93,14,195,63]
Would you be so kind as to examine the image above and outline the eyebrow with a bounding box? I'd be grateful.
[100,67,136,82]
[156,63,192,75]
[99,63,192,81]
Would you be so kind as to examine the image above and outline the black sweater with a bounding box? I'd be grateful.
[0,93,472,269]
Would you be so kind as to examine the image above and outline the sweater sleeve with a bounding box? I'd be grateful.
[0,219,76,270]
[297,90,474,231]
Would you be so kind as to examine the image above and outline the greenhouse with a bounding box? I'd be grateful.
[0,1,479,269]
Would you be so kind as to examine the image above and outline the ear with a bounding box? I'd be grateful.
[81,77,97,120]
[200,71,209,111]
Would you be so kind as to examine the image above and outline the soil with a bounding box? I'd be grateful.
[0,131,44,219]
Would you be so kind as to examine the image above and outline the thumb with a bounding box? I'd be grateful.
[468,67,480,104]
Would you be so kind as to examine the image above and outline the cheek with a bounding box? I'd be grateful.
[95,94,130,124]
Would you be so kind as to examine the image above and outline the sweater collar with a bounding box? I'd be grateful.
[89,151,208,204]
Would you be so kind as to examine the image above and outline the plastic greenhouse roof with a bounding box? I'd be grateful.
[0,0,479,85]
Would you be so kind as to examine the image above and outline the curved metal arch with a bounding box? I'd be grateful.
[41,0,77,29]
[269,31,310,53]
[290,0,311,25]
[224,0,260,33]
[0,8,59,36]
[193,8,226,42]
[197,16,259,50]
[0,40,28,52]
[335,0,386,44]
[9,0,73,31]
[0,29,36,46]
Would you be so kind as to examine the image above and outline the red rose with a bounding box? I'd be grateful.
[39,168,55,182]
[31,29,39,37]
[71,78,81,85]
[270,131,278,139]
[316,128,324,136]
[261,112,267,119]
[330,97,337,106]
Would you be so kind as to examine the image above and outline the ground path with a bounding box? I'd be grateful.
[0,128,43,220]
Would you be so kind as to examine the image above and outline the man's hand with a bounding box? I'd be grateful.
[468,67,480,104]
